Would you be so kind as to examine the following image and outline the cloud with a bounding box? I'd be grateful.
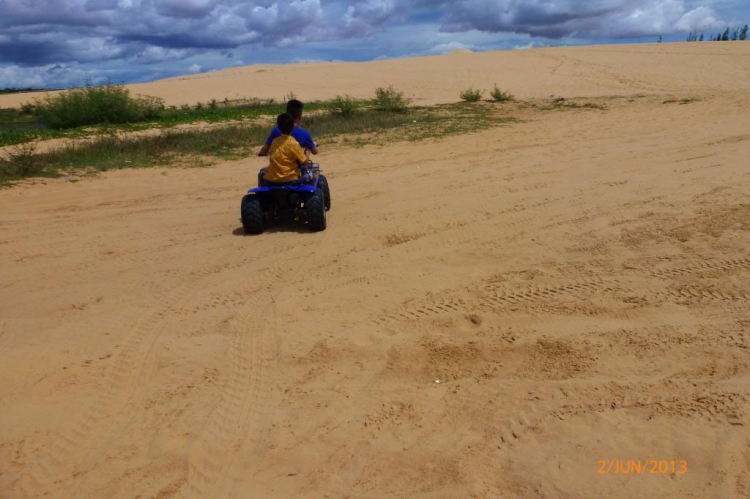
[0,0,742,89]
[343,0,400,36]
[426,41,475,55]
[155,0,218,19]
[0,64,115,88]
[132,46,198,64]
[437,0,726,39]
[0,0,327,67]
[676,6,724,31]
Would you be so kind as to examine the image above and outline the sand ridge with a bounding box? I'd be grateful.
[1,44,750,498]
[1,42,749,109]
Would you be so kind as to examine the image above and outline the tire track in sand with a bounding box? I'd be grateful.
[178,236,328,499]
[373,254,750,327]
[16,230,297,498]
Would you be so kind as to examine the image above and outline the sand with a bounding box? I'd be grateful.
[1,42,749,108]
[1,43,750,498]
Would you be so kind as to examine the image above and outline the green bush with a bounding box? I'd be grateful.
[373,86,410,113]
[32,84,164,129]
[20,102,36,115]
[1,142,45,179]
[490,85,514,102]
[330,95,360,117]
[460,88,484,102]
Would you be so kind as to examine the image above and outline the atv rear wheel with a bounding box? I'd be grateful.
[318,175,331,211]
[305,189,327,232]
[241,195,264,234]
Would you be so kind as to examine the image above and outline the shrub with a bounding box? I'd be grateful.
[373,86,410,113]
[460,88,484,102]
[1,142,44,179]
[330,95,360,117]
[490,85,514,102]
[32,84,164,129]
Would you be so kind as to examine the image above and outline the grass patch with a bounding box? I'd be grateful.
[0,98,337,148]
[490,85,514,102]
[1,103,515,185]
[329,95,362,117]
[525,97,608,112]
[0,108,36,124]
[663,98,700,105]
[459,88,484,102]
[551,97,607,110]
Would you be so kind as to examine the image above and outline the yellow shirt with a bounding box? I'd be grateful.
[264,134,306,182]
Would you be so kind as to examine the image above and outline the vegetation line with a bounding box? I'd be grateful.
[1,86,517,185]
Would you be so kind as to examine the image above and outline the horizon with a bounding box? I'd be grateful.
[1,1,749,90]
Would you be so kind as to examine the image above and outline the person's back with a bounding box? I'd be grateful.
[264,113,307,183]
[258,99,317,156]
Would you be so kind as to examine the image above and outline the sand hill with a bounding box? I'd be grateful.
[1,42,749,108]
[1,43,750,498]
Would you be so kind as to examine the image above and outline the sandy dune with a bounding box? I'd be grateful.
[1,43,750,498]
[1,42,750,109]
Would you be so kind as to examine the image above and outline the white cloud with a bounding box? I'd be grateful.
[676,6,724,31]
[426,41,475,55]
[188,63,202,73]
[0,64,113,88]
[133,46,196,64]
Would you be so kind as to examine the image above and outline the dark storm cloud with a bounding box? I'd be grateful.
[0,0,324,65]
[0,0,731,65]
[436,0,725,39]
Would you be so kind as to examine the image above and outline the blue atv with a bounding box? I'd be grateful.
[241,163,330,234]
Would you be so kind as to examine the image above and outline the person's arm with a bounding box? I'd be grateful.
[302,130,318,155]
[258,128,279,156]
[293,143,308,167]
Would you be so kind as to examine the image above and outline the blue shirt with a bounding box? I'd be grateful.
[265,126,316,150]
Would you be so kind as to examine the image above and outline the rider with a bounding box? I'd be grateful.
[261,113,308,185]
[258,99,317,157]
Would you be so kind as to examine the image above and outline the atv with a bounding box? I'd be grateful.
[241,162,331,234]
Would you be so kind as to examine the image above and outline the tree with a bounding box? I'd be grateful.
[658,35,663,43]
[722,27,730,41]
[740,25,749,40]
[699,33,704,41]
[731,27,739,40]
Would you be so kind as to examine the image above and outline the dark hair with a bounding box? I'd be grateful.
[277,112,295,135]
[286,99,304,120]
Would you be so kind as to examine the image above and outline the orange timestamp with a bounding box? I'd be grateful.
[598,459,688,476]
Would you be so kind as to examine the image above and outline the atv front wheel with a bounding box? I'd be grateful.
[305,190,327,232]
[241,195,264,234]
[318,175,331,211]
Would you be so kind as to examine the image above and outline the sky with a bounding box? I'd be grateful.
[1,0,748,89]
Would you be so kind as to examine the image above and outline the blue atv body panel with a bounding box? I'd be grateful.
[247,184,317,195]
